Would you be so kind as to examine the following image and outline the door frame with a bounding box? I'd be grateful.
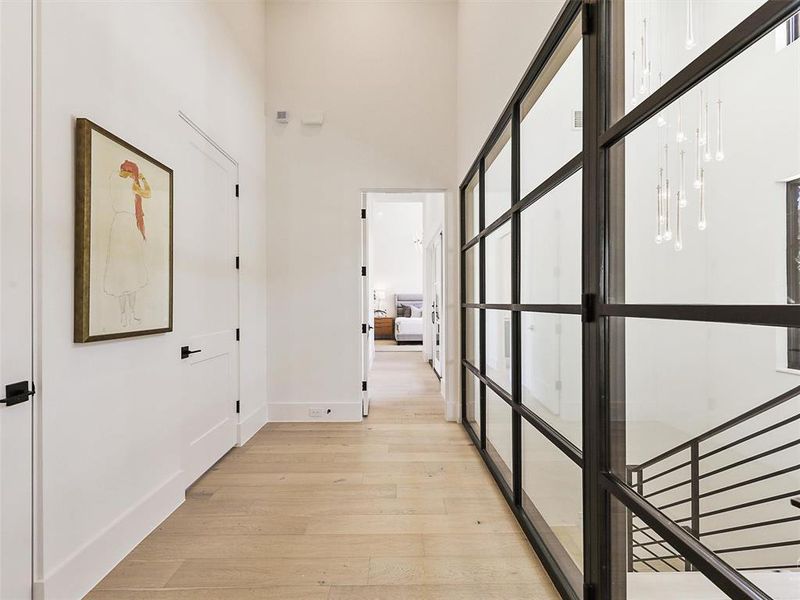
[359,188,448,418]
[425,227,444,378]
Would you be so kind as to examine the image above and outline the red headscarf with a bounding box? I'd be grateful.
[120,160,146,240]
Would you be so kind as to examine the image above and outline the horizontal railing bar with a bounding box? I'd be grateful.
[644,477,692,499]
[700,464,800,500]
[700,412,800,461]
[603,473,771,600]
[632,558,658,573]
[600,304,800,328]
[701,516,800,538]
[633,553,683,564]
[701,439,800,481]
[655,496,691,511]
[739,564,800,572]
[715,539,800,555]
[699,490,800,519]
[632,527,679,555]
[460,153,583,253]
[631,555,681,572]
[598,0,800,149]
[633,383,800,470]
[640,460,692,485]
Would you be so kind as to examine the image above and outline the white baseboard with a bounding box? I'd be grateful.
[268,401,362,422]
[238,403,267,445]
[39,471,184,600]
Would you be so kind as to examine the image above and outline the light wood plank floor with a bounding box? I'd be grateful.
[86,352,558,599]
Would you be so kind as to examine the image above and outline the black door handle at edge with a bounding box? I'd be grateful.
[1,381,34,407]
[181,346,202,360]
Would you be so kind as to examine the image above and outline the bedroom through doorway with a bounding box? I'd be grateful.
[360,190,445,416]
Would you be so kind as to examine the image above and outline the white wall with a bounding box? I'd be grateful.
[371,199,424,318]
[36,3,268,597]
[264,1,457,422]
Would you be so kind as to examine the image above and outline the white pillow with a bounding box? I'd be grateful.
[410,306,423,318]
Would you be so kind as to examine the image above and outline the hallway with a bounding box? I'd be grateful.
[86,351,557,599]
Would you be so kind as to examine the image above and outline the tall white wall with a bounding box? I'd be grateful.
[264,1,457,422]
[36,3,268,597]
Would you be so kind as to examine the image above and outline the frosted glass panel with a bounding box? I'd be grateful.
[523,424,584,580]
[486,309,512,392]
[520,24,582,197]
[485,124,512,227]
[522,313,582,448]
[616,18,800,304]
[464,245,479,304]
[485,221,511,304]
[465,308,479,367]
[464,370,481,438]
[486,387,513,488]
[521,171,582,305]
[464,173,480,241]
[622,1,765,117]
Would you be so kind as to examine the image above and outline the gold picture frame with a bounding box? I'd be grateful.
[75,118,173,342]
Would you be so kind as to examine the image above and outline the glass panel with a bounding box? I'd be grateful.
[521,170,582,304]
[610,494,798,599]
[523,424,584,591]
[612,318,800,587]
[464,172,480,241]
[486,387,513,488]
[520,19,582,197]
[464,308,480,367]
[485,221,511,304]
[620,1,766,117]
[485,122,512,227]
[613,15,800,304]
[464,244,480,304]
[464,370,481,438]
[486,309,512,392]
[521,313,582,448]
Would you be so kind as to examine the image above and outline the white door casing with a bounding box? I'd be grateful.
[360,194,372,416]
[432,231,443,378]
[179,130,239,487]
[0,1,34,597]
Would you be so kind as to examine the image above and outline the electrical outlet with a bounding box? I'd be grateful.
[308,408,322,417]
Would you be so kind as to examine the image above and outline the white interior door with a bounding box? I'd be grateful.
[361,195,372,416]
[180,130,239,487]
[432,231,443,377]
[0,1,34,596]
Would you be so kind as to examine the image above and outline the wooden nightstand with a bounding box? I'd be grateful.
[374,317,395,340]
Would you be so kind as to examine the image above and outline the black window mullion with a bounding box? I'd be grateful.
[511,102,523,508]
[479,157,487,450]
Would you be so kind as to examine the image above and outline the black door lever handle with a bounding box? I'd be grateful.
[181,346,202,360]
[2,381,34,407]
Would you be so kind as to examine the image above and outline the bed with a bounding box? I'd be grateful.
[394,293,424,344]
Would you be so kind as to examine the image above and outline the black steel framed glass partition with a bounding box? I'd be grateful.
[459,2,800,599]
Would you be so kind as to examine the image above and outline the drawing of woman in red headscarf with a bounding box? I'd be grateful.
[103,159,152,327]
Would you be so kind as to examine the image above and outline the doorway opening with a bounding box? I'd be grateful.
[360,190,445,417]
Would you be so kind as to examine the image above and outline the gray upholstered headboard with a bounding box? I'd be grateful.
[395,293,423,317]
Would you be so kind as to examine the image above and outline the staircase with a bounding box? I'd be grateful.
[626,384,800,573]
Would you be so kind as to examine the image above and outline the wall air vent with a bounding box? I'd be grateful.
[572,109,583,130]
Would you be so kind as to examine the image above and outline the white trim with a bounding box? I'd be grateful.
[38,471,184,600]
[238,403,267,445]
[268,402,363,423]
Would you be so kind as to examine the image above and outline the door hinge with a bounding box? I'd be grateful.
[235,256,240,270]
[361,266,366,277]
[362,323,367,334]
[235,328,240,341]
[582,293,597,323]
[361,208,366,219]
[362,380,367,392]
[235,184,240,198]
[235,400,240,414]
[582,2,593,35]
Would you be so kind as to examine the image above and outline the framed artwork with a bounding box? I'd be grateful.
[75,118,173,342]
